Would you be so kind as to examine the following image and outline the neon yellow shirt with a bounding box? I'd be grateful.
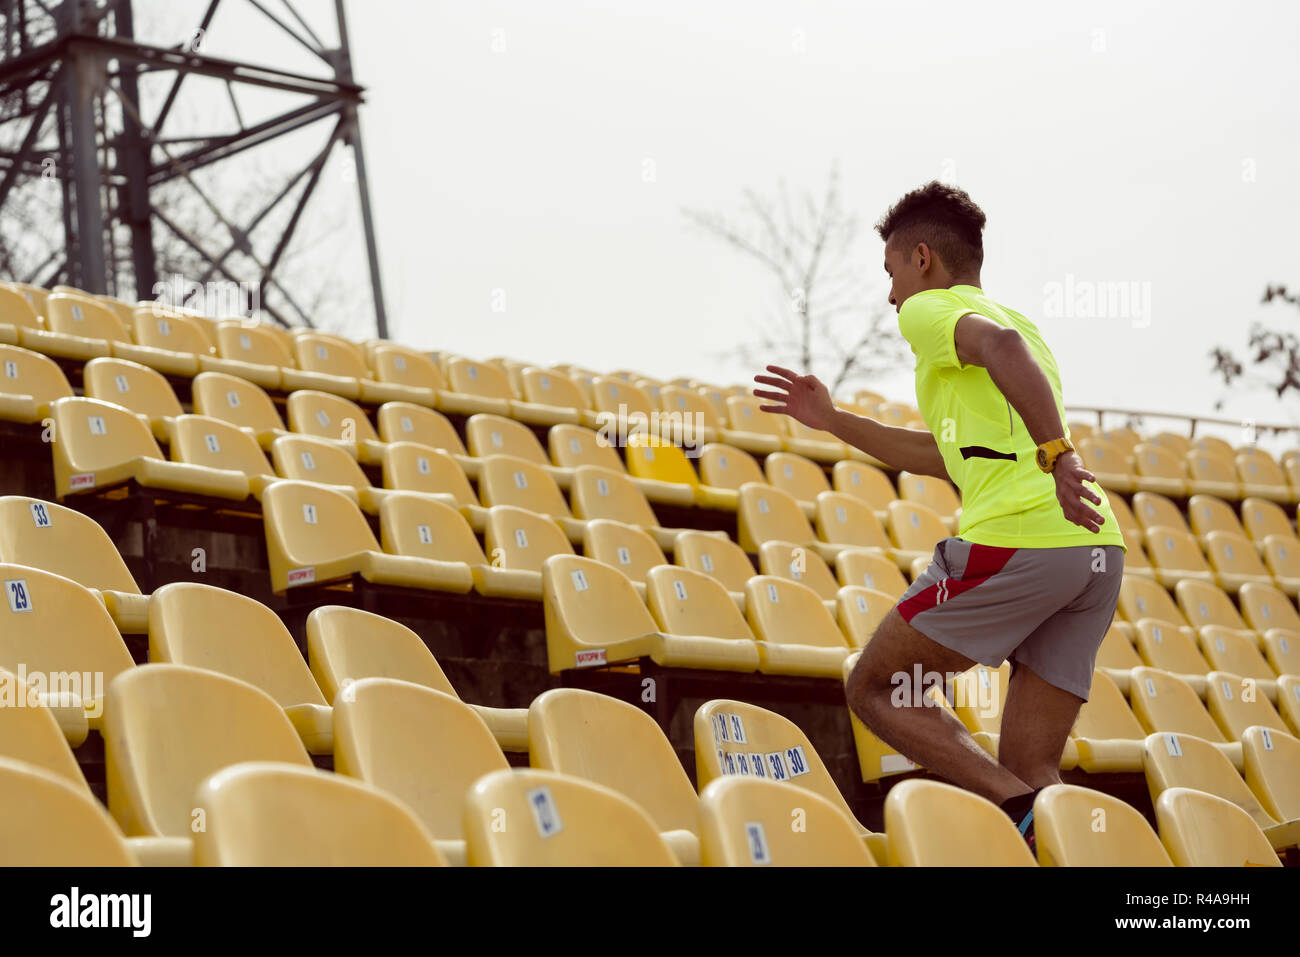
[897,284,1125,550]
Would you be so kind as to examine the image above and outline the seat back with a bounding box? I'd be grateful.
[725,395,783,437]
[0,667,89,784]
[699,776,876,866]
[757,540,840,599]
[884,778,1037,866]
[381,442,477,504]
[745,575,850,650]
[0,285,42,330]
[334,679,507,841]
[371,344,445,390]
[528,687,698,834]
[375,402,466,453]
[465,413,547,464]
[270,434,369,490]
[898,471,961,521]
[194,760,443,866]
[446,357,516,400]
[1071,669,1147,740]
[261,480,379,591]
[45,293,131,342]
[520,367,589,411]
[1143,731,1276,832]
[1242,725,1300,823]
[1204,670,1290,738]
[293,332,369,380]
[148,582,327,709]
[0,496,141,595]
[764,452,831,502]
[0,756,136,866]
[645,564,755,640]
[130,307,214,356]
[1240,497,1294,542]
[581,519,666,584]
[379,492,487,564]
[104,665,312,837]
[1176,578,1251,631]
[737,482,816,551]
[1187,494,1247,540]
[698,443,764,490]
[484,504,574,572]
[477,454,572,518]
[464,768,677,866]
[569,464,659,526]
[0,343,73,414]
[1131,491,1189,533]
[548,423,623,471]
[170,414,275,479]
[672,530,754,593]
[191,371,286,435]
[835,549,909,597]
[815,491,893,549]
[1155,787,1281,867]
[1119,574,1189,625]
[887,499,949,553]
[1033,783,1171,866]
[832,460,898,511]
[836,586,896,648]
[305,605,458,703]
[286,390,379,445]
[50,396,163,491]
[215,321,294,367]
[1128,667,1226,742]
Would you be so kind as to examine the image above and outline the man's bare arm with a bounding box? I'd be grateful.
[751,365,950,479]
[953,313,1106,532]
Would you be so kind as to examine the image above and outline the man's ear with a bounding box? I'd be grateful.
[914,242,933,273]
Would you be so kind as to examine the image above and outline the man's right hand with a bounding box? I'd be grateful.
[752,364,836,432]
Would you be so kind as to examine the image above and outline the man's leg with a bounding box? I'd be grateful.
[996,660,1084,789]
[845,607,1033,806]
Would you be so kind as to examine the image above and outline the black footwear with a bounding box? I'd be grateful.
[998,790,1040,856]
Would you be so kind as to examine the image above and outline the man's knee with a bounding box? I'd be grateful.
[845,618,903,718]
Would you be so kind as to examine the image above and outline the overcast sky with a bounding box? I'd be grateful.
[147,0,1300,447]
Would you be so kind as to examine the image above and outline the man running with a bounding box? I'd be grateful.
[753,180,1126,848]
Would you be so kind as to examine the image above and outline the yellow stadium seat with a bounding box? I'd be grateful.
[1186,449,1242,500]
[482,504,575,597]
[261,480,470,594]
[699,776,876,866]
[368,343,441,407]
[757,539,840,604]
[763,451,830,515]
[582,518,666,588]
[814,490,897,560]
[0,757,138,866]
[1130,491,1189,534]
[697,442,766,497]
[1118,574,1189,626]
[477,454,585,541]
[1173,579,1255,638]
[744,575,852,677]
[380,441,479,511]
[722,395,784,454]
[835,585,895,648]
[375,401,470,463]
[1261,534,1300,596]
[0,343,73,423]
[190,371,287,449]
[541,554,759,674]
[1203,530,1273,593]
[1076,437,1135,494]
[168,414,278,497]
[1243,725,1300,825]
[1070,669,1149,772]
[658,384,722,444]
[898,470,961,532]
[886,499,949,569]
[1198,629,1276,689]
[950,662,1080,766]
[1260,630,1300,679]
[148,582,332,753]
[1236,449,1293,504]
[884,778,1037,866]
[0,496,149,634]
[130,305,215,361]
[547,422,623,472]
[1104,489,1142,540]
[1134,619,1210,691]
[293,331,429,406]
[1143,731,1298,853]
[465,412,551,469]
[20,292,126,361]
[464,768,678,866]
[332,678,508,865]
[1241,495,1296,544]
[82,357,183,442]
[835,548,910,597]
[1142,525,1216,588]
[212,321,305,388]
[438,357,515,418]
[0,563,135,726]
[841,650,925,783]
[1278,676,1300,737]
[1204,671,1290,740]
[1128,667,1241,767]
[570,463,688,552]
[49,396,250,501]
[644,564,757,652]
[671,529,752,610]
[1131,442,1189,497]
[528,688,702,865]
[1093,623,1143,691]
[1155,786,1282,866]
[519,367,597,427]
[1148,431,1191,459]
[1186,494,1248,547]
[780,416,847,463]
[306,605,527,751]
[0,664,90,769]
[737,482,846,565]
[103,664,313,849]
[285,389,385,464]
[1032,783,1172,866]
[693,698,880,855]
[831,460,896,521]
[0,284,42,345]
[269,433,385,511]
[620,438,727,508]
[193,760,444,866]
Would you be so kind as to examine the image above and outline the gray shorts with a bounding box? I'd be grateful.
[896,537,1125,700]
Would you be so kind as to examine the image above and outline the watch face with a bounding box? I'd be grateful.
[1037,449,1048,468]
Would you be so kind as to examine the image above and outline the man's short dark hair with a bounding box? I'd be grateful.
[875,181,987,276]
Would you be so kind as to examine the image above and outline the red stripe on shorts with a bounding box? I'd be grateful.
[897,543,1019,623]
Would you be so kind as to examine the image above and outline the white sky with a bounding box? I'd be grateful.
[142,0,1300,448]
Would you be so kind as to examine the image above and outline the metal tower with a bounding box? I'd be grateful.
[0,0,388,335]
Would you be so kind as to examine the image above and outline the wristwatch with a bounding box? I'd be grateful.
[1036,437,1074,473]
